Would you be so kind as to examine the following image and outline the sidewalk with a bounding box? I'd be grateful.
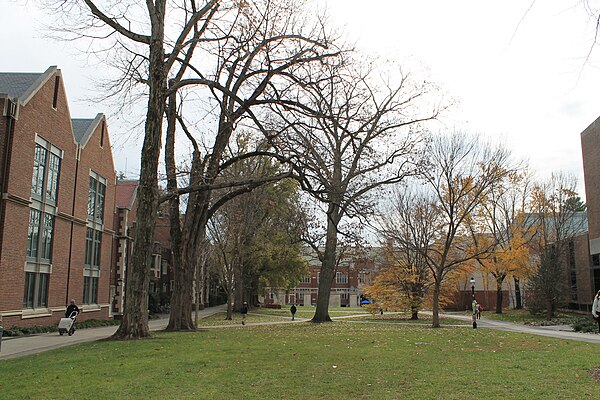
[436,312,600,344]
[0,305,226,360]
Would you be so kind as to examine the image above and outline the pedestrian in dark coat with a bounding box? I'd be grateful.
[290,304,297,321]
[65,299,80,331]
[241,301,248,325]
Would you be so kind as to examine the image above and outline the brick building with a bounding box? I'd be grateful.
[111,180,174,317]
[581,116,600,302]
[0,66,116,329]
[261,248,381,307]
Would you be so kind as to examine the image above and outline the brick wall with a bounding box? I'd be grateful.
[582,117,600,240]
[0,70,116,329]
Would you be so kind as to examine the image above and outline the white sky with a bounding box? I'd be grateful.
[2,0,600,197]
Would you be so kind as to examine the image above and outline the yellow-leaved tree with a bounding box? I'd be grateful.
[471,171,535,313]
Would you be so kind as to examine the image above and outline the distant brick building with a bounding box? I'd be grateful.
[111,180,174,317]
[261,248,381,307]
[0,66,116,328]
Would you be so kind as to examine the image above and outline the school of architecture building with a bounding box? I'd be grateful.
[0,66,116,328]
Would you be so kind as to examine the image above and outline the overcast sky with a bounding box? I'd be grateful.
[2,0,600,197]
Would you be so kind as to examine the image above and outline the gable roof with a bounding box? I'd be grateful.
[71,118,95,143]
[0,66,57,105]
[115,180,139,210]
[71,114,105,146]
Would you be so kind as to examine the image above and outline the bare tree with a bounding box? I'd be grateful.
[376,188,437,319]
[270,55,442,322]
[421,132,514,328]
[44,0,222,338]
[162,0,336,331]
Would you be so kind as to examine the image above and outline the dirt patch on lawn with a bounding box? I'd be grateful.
[588,366,600,384]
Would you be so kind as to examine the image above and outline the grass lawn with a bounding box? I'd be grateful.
[342,313,470,326]
[198,312,296,326]
[199,306,374,326]
[252,305,368,320]
[0,323,597,399]
[480,309,581,324]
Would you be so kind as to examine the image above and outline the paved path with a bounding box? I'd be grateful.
[0,305,227,360]
[431,312,600,344]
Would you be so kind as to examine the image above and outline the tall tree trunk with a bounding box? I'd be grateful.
[431,279,441,328]
[112,5,166,339]
[312,205,341,323]
[164,85,185,331]
[495,274,505,314]
[168,152,207,331]
[226,290,233,320]
[170,118,233,328]
[410,307,419,320]
[546,301,554,320]
[514,278,522,309]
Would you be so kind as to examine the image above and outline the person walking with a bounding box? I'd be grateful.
[476,303,482,319]
[241,301,248,325]
[471,299,478,329]
[592,290,600,334]
[290,304,297,321]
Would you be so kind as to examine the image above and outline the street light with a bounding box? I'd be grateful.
[470,277,475,298]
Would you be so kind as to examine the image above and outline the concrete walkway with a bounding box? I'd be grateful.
[0,305,227,360]
[433,312,600,344]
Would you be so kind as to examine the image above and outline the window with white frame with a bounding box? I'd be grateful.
[24,136,62,309]
[336,272,348,284]
[83,171,107,305]
[23,271,49,308]
[301,275,311,284]
[358,272,366,284]
[87,174,106,223]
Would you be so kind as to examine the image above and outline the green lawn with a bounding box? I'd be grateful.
[252,305,368,320]
[0,323,597,399]
[480,309,581,324]
[342,313,470,325]
[198,312,303,326]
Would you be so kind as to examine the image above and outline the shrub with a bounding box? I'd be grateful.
[264,304,282,309]
[571,316,599,333]
[2,319,120,337]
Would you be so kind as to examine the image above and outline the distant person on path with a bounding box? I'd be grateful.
[471,299,478,329]
[476,303,482,319]
[290,304,297,321]
[592,290,600,333]
[65,299,80,330]
[241,301,248,325]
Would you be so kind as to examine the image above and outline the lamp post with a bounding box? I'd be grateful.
[470,277,475,299]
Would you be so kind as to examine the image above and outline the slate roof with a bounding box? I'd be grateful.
[71,118,96,145]
[0,72,43,99]
[0,66,106,148]
[115,180,139,209]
